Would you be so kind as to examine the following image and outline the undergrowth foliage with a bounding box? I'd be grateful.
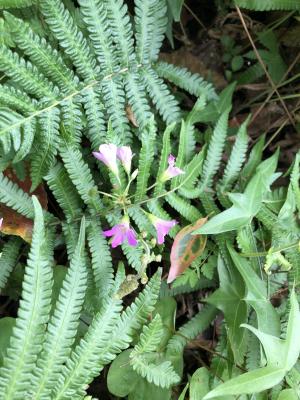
[0,0,300,399]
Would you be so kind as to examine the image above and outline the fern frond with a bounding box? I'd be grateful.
[62,221,80,258]
[0,85,36,114]
[0,45,57,100]
[131,355,180,388]
[0,108,31,155]
[128,205,155,234]
[124,71,152,129]
[30,107,60,191]
[178,148,205,196]
[171,119,195,189]
[105,0,135,67]
[199,110,230,191]
[79,0,116,73]
[51,299,123,400]
[4,12,77,93]
[134,0,167,64]
[39,0,98,81]
[240,134,264,185]
[219,117,249,192]
[234,0,300,11]
[154,123,174,195]
[155,61,217,100]
[0,237,22,292]
[61,97,82,145]
[101,76,131,143]
[81,85,106,149]
[0,172,34,218]
[102,268,162,359]
[31,218,87,400]
[167,305,217,353]
[135,118,156,201]
[0,197,53,400]
[86,218,114,304]
[166,192,201,222]
[132,314,164,355]
[122,241,144,273]
[141,66,181,124]
[59,142,102,213]
[13,118,36,163]
[0,0,36,9]
[45,161,83,220]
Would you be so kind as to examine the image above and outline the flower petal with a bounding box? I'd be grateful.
[127,228,138,246]
[168,154,176,167]
[103,224,121,237]
[155,219,177,244]
[111,230,126,248]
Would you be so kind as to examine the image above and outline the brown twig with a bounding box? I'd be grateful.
[235,6,296,129]
[251,52,300,125]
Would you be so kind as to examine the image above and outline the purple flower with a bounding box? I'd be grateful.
[160,154,185,182]
[103,215,137,248]
[93,144,119,177]
[117,146,133,175]
[149,214,177,244]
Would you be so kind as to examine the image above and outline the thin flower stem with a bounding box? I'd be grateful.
[97,190,118,199]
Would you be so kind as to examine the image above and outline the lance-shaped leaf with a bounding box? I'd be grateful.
[227,244,280,336]
[195,150,280,235]
[204,289,300,399]
[206,256,248,363]
[167,217,207,283]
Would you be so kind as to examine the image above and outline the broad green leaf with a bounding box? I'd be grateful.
[204,366,285,399]
[167,0,184,21]
[192,83,235,123]
[168,217,207,283]
[204,290,300,399]
[190,367,210,399]
[228,245,280,336]
[207,256,247,363]
[178,382,189,400]
[107,349,139,397]
[278,389,298,400]
[195,151,280,234]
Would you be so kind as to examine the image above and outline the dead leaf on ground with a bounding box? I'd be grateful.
[0,167,47,243]
[168,217,207,284]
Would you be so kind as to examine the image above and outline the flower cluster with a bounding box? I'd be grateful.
[93,143,184,248]
[93,144,133,180]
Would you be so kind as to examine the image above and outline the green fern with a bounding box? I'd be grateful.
[0,0,216,190]
[31,218,87,399]
[0,196,53,399]
[135,118,156,201]
[0,237,22,292]
[0,0,36,9]
[199,109,230,192]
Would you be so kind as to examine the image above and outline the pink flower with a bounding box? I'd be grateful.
[160,155,185,182]
[0,218,2,230]
[93,144,119,177]
[117,146,133,175]
[103,215,137,248]
[148,214,177,244]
